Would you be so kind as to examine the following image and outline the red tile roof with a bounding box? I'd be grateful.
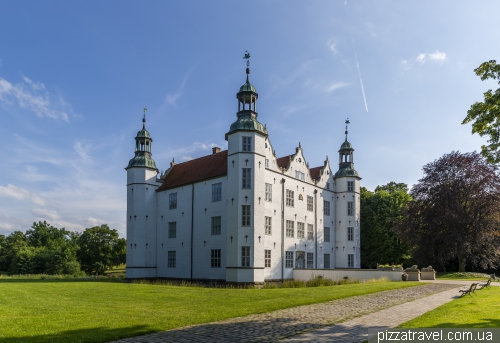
[156,150,228,191]
[310,166,323,181]
[276,155,292,169]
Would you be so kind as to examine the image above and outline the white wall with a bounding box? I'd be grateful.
[293,269,403,282]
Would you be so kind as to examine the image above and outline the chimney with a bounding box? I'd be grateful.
[212,147,221,155]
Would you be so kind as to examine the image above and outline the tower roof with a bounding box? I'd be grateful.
[136,128,151,139]
[239,81,256,93]
[340,140,353,150]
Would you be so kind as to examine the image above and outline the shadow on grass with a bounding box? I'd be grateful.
[0,278,126,284]
[416,318,500,329]
[2,325,151,343]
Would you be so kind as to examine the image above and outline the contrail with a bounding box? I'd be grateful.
[352,38,368,113]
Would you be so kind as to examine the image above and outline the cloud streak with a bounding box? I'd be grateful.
[0,75,72,121]
[352,39,368,113]
[165,69,193,106]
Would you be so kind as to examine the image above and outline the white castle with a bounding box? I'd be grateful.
[126,64,361,283]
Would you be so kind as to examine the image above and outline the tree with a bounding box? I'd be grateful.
[360,182,412,268]
[77,225,126,275]
[396,151,500,272]
[462,60,500,163]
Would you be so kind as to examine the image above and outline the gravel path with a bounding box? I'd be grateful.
[112,283,457,343]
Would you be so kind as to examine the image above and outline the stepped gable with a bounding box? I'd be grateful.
[277,155,293,169]
[157,150,228,191]
[309,166,322,181]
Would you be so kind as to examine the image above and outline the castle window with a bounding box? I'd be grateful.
[326,182,330,190]
[265,216,272,235]
[242,136,252,152]
[307,196,313,211]
[348,201,354,216]
[348,254,354,268]
[168,222,176,238]
[168,251,176,268]
[265,249,271,268]
[211,249,221,268]
[347,181,354,192]
[285,251,294,268]
[211,216,221,235]
[242,168,251,189]
[324,227,330,242]
[348,227,354,241]
[301,172,305,180]
[297,222,305,238]
[324,254,331,269]
[286,220,294,237]
[242,205,251,226]
[212,183,222,202]
[241,246,250,267]
[286,189,294,207]
[307,253,314,268]
[169,193,177,210]
[265,183,272,202]
[265,159,269,168]
[324,200,331,216]
[307,224,314,240]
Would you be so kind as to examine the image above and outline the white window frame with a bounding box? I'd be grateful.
[242,136,252,152]
[242,168,251,189]
[324,227,330,242]
[286,189,294,207]
[169,193,177,210]
[168,221,176,238]
[297,222,305,238]
[306,253,314,269]
[347,181,354,192]
[264,249,271,268]
[212,182,222,202]
[242,205,251,226]
[285,251,294,268]
[348,254,354,268]
[348,227,354,241]
[265,216,272,235]
[211,249,221,268]
[211,216,221,235]
[324,200,330,216]
[348,201,354,216]
[324,254,331,269]
[265,183,272,202]
[326,182,330,190]
[241,246,250,267]
[265,159,269,168]
[286,220,294,238]
[307,196,313,211]
[168,251,176,268]
[307,224,314,240]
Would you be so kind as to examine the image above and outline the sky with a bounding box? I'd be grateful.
[0,1,498,237]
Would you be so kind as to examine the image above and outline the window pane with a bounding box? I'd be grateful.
[211,216,221,235]
[241,246,250,267]
[307,224,314,240]
[297,222,305,238]
[265,216,272,235]
[307,196,313,211]
[324,200,330,216]
[212,183,222,202]
[168,251,176,268]
[286,220,294,237]
[324,227,330,242]
[169,193,177,210]
[168,222,176,238]
[242,205,250,226]
[265,183,272,202]
[324,254,330,269]
[307,253,314,268]
[242,168,251,189]
[285,251,294,268]
[265,249,271,268]
[211,249,221,268]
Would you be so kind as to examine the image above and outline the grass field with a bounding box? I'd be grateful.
[0,278,421,343]
[436,272,493,281]
[399,286,500,328]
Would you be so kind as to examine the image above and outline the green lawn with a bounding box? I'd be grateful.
[0,278,421,343]
[436,272,492,281]
[399,286,500,328]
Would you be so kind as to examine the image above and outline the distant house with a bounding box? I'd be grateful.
[125,66,361,283]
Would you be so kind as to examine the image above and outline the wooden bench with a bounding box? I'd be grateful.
[459,283,478,297]
[477,279,491,290]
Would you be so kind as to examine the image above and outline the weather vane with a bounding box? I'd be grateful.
[243,50,251,67]
[142,106,147,127]
[345,118,350,140]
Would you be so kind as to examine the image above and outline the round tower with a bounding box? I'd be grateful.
[334,119,361,269]
[125,109,160,278]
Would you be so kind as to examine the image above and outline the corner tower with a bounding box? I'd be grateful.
[125,108,160,278]
[334,119,361,269]
[225,53,268,283]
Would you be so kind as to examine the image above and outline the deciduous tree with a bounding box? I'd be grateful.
[396,151,500,272]
[462,60,500,163]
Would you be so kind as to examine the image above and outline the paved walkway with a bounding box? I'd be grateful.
[112,283,465,343]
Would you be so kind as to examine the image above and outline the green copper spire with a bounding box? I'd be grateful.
[335,118,360,179]
[126,107,158,170]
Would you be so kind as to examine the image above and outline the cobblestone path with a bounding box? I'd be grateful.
[111,283,458,343]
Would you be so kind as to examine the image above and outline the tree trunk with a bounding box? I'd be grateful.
[458,257,466,272]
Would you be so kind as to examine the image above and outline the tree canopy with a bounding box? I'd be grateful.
[462,60,500,163]
[396,151,500,272]
[360,182,412,268]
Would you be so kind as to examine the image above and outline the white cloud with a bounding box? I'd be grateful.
[326,82,349,93]
[0,75,72,121]
[428,50,447,62]
[415,53,426,64]
[31,208,60,221]
[0,184,45,206]
[165,69,193,106]
[327,38,338,55]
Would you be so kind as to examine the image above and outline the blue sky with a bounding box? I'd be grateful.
[0,1,498,237]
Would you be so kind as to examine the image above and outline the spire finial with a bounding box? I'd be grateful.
[243,50,251,83]
[345,118,350,141]
[142,106,147,129]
